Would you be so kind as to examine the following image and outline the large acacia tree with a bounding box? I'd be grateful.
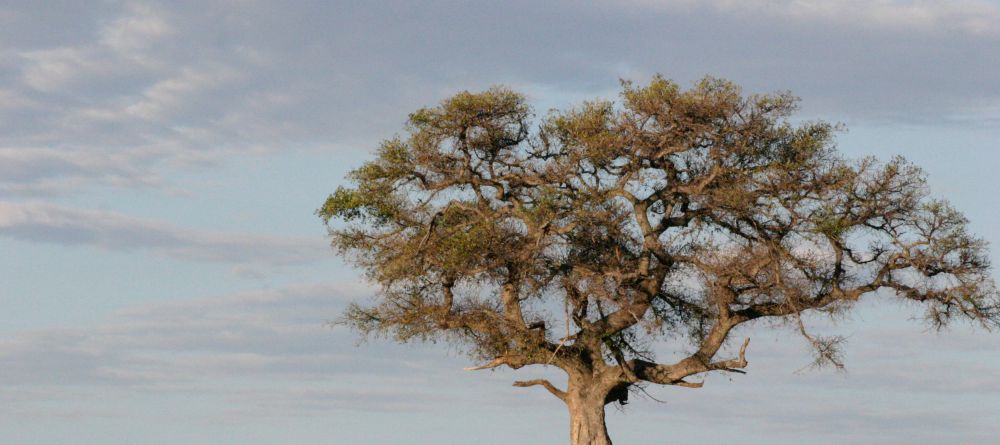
[320,76,998,445]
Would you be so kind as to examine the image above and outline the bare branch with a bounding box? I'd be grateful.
[513,379,567,401]
[464,357,507,371]
[708,337,751,372]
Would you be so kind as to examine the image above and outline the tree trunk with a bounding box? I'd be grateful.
[567,395,612,445]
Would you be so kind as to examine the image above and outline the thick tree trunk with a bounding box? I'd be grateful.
[567,394,612,445]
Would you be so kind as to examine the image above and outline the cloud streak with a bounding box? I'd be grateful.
[1,281,996,442]
[2,1,999,196]
[0,201,328,268]
[621,0,1000,35]
[0,2,329,196]
[0,282,492,421]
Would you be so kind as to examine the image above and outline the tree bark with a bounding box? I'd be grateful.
[566,390,613,445]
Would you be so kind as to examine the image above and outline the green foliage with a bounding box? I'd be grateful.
[317,185,396,226]
[318,187,364,222]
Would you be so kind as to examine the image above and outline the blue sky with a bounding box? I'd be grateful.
[1,1,999,443]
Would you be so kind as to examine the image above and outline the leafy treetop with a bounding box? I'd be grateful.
[320,75,998,404]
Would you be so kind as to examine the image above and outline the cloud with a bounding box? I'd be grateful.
[0,201,328,268]
[123,65,238,120]
[16,3,173,93]
[99,2,174,58]
[3,1,999,197]
[620,0,1000,35]
[0,2,333,196]
[0,284,347,411]
[18,47,103,92]
[0,148,154,195]
[0,279,996,440]
[0,282,494,421]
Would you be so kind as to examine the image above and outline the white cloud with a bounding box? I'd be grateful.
[3,0,999,198]
[124,65,239,120]
[0,148,153,195]
[0,201,328,268]
[622,0,1000,35]
[19,47,104,92]
[18,3,173,92]
[99,2,174,57]
[1,3,295,197]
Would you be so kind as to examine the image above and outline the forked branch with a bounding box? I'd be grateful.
[626,337,752,387]
[707,337,751,373]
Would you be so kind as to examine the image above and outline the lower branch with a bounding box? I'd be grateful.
[513,379,567,401]
[627,337,751,387]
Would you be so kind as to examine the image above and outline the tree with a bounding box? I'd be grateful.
[319,75,999,445]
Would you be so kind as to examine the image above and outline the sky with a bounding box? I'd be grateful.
[1,1,999,443]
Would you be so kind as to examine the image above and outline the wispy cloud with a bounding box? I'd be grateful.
[0,148,155,195]
[0,284,362,414]
[0,2,347,197]
[3,1,999,197]
[0,282,491,421]
[99,2,174,59]
[0,201,328,268]
[17,3,173,93]
[2,281,996,439]
[620,0,1000,35]
[122,65,238,121]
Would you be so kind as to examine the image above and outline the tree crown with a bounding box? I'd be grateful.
[320,75,998,392]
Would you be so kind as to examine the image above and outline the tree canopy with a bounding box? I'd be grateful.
[320,75,998,445]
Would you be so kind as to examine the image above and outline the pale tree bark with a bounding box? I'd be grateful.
[567,398,612,445]
[565,378,614,445]
[515,374,617,445]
